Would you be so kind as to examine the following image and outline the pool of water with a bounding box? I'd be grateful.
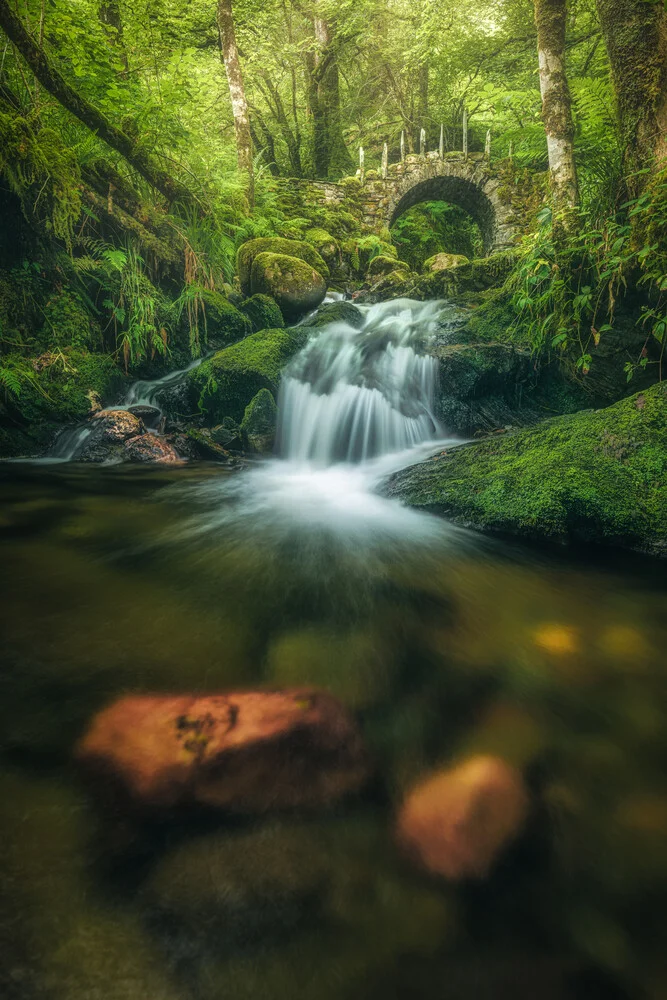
[1,455,666,1000]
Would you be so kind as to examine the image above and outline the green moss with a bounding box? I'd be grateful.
[0,349,126,455]
[240,387,277,453]
[239,293,285,333]
[236,237,329,295]
[250,253,327,321]
[188,326,309,423]
[200,289,252,345]
[388,383,667,552]
[302,301,365,329]
[40,290,102,351]
[367,255,409,277]
[303,228,340,264]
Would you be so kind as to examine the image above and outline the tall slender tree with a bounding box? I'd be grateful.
[306,13,352,179]
[595,0,667,188]
[217,0,254,205]
[533,0,578,218]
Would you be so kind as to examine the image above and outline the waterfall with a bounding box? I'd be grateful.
[277,299,443,465]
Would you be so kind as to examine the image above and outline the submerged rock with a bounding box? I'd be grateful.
[250,253,327,321]
[75,689,370,814]
[236,237,329,296]
[396,755,529,881]
[387,383,667,553]
[141,821,331,951]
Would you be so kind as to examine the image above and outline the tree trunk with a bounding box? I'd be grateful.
[216,0,254,206]
[595,0,667,185]
[534,0,578,216]
[99,1,128,73]
[310,17,352,179]
[0,0,194,205]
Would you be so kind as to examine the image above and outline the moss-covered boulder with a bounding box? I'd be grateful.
[187,326,309,423]
[367,255,410,278]
[40,290,102,351]
[236,237,329,296]
[250,253,327,321]
[387,383,667,553]
[423,253,469,273]
[302,300,365,330]
[239,293,284,333]
[304,228,340,266]
[240,387,277,453]
[199,289,252,347]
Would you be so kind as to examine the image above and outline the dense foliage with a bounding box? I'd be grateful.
[0,0,665,429]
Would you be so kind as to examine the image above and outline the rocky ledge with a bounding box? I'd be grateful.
[386,383,667,555]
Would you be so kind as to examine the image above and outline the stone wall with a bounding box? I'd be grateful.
[271,154,538,254]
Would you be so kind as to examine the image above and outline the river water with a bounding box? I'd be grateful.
[1,299,666,1000]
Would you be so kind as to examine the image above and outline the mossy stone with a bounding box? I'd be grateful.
[239,293,284,333]
[303,228,340,265]
[199,289,252,346]
[302,301,365,330]
[367,255,410,278]
[188,326,308,423]
[236,237,329,296]
[423,253,470,273]
[250,253,327,321]
[387,383,667,553]
[240,387,277,453]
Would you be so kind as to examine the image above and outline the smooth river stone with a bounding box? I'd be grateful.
[396,755,529,881]
[75,689,370,814]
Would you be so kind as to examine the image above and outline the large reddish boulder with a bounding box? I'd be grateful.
[396,755,529,881]
[75,689,370,813]
[124,433,182,464]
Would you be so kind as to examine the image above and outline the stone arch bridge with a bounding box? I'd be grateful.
[273,151,525,255]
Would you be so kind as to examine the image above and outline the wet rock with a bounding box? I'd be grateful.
[141,822,331,952]
[240,388,277,453]
[396,755,529,881]
[123,433,182,464]
[302,300,365,330]
[126,404,163,430]
[185,427,234,461]
[250,253,327,321]
[75,689,371,814]
[76,408,144,462]
[212,420,243,450]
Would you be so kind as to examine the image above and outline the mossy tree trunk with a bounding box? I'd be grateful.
[0,0,194,205]
[217,0,254,206]
[595,0,667,187]
[308,16,352,180]
[417,62,429,141]
[533,0,579,219]
[98,1,128,73]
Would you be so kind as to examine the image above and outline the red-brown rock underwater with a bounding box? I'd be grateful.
[75,688,371,814]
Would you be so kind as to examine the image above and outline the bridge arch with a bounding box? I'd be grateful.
[388,174,497,254]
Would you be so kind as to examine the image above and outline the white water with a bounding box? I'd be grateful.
[169,298,468,565]
[278,299,443,464]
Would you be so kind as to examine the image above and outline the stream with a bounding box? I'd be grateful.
[1,298,666,1000]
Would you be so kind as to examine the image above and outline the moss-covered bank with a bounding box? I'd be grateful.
[387,383,667,554]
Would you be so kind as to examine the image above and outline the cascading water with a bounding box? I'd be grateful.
[277,299,443,465]
[170,298,468,569]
